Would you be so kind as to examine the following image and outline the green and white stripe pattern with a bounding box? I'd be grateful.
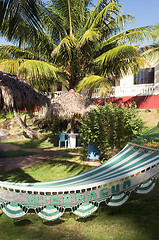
[1,202,28,219]
[107,192,130,207]
[136,179,156,194]
[73,202,98,218]
[36,206,64,221]
[0,142,159,220]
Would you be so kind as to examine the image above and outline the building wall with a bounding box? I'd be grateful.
[106,64,159,109]
[106,95,159,109]
[119,74,134,87]
[118,64,159,87]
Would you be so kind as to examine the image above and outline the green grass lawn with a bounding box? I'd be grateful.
[139,109,159,129]
[0,155,159,240]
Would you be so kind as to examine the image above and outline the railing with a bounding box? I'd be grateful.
[113,84,159,97]
[53,84,159,99]
[54,91,68,97]
[81,84,159,98]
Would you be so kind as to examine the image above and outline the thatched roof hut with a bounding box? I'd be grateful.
[48,90,97,133]
[0,71,50,138]
[50,90,97,118]
[0,71,49,112]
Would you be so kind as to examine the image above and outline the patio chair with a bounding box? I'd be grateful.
[58,133,68,148]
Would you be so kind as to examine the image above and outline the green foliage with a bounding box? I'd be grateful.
[0,112,15,119]
[78,103,144,159]
[0,59,25,75]
[0,1,154,93]
[141,140,159,149]
[39,117,68,134]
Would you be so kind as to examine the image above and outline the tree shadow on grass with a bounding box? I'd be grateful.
[13,219,32,226]
[45,157,93,175]
[0,215,90,240]
[76,215,97,222]
[0,168,38,183]
[11,135,50,149]
[43,219,64,226]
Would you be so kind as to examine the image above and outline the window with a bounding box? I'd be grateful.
[134,68,154,85]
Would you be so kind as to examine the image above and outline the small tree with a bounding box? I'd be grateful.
[78,103,144,160]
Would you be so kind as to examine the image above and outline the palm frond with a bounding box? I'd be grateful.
[103,14,134,37]
[0,45,35,59]
[94,45,140,66]
[91,2,121,28]
[94,44,151,78]
[0,59,8,63]
[18,60,68,92]
[49,0,88,35]
[76,74,112,97]
[41,7,66,42]
[142,44,159,64]
[0,59,25,75]
[81,0,108,31]
[79,28,100,46]
[100,26,154,48]
[117,57,151,77]
[1,18,55,60]
[0,0,44,39]
[153,24,159,43]
[51,35,77,63]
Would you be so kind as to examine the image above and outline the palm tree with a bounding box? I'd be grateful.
[0,0,154,95]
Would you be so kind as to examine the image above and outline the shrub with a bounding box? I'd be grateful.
[78,103,144,160]
[39,117,68,133]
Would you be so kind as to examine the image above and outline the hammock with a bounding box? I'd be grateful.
[0,142,159,221]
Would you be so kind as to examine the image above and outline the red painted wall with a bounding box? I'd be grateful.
[106,95,159,109]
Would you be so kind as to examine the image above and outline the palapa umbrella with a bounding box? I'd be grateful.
[0,71,50,138]
[48,89,97,133]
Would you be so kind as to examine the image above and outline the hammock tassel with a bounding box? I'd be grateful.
[73,202,99,218]
[1,202,28,219]
[136,179,156,194]
[35,206,64,221]
[106,192,130,207]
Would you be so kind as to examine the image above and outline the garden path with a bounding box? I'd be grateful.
[0,143,84,171]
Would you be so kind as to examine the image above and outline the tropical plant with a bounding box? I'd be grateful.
[0,0,154,94]
[78,103,144,160]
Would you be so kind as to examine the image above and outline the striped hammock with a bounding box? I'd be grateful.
[0,142,159,221]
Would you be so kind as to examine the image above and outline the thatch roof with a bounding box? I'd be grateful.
[48,90,97,120]
[0,71,50,112]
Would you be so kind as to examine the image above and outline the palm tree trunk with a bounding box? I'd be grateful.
[13,109,38,138]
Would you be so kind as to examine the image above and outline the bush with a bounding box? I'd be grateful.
[78,103,144,160]
[38,117,68,133]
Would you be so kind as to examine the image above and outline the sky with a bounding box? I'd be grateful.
[0,0,159,45]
